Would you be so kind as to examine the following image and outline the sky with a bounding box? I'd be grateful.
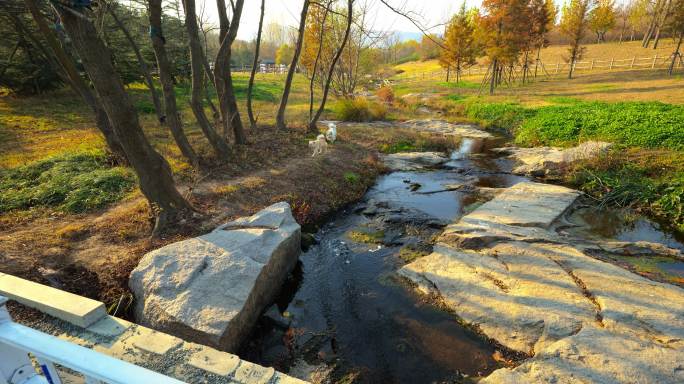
[196,0,483,41]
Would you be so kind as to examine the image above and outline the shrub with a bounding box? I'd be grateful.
[335,98,387,122]
[344,172,361,184]
[0,151,135,213]
[376,86,395,103]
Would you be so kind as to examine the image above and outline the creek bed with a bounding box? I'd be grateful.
[240,142,523,383]
[241,133,684,383]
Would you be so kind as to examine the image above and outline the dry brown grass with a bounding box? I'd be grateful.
[0,122,449,316]
[394,40,681,79]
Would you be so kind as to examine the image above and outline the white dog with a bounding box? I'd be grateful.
[326,122,337,143]
[309,134,328,157]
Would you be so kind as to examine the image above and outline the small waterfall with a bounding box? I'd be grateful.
[451,137,484,160]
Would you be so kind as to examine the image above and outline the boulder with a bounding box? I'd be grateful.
[399,119,494,139]
[130,202,301,352]
[496,141,611,176]
[381,152,449,171]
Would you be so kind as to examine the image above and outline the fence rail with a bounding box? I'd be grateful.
[0,296,184,384]
[392,53,683,83]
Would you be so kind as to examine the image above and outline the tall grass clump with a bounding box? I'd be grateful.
[335,98,387,122]
[0,151,135,213]
[570,159,684,233]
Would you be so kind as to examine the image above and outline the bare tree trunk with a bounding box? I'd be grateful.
[0,41,19,78]
[54,5,191,235]
[534,44,542,79]
[670,34,683,75]
[148,0,199,166]
[489,59,497,95]
[643,0,664,47]
[181,0,230,159]
[277,0,310,131]
[247,0,265,129]
[309,0,354,131]
[307,0,330,133]
[106,3,164,124]
[214,0,246,144]
[653,0,672,49]
[23,0,127,163]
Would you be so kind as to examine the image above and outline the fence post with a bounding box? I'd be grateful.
[652,54,658,68]
[590,59,595,70]
[556,62,560,74]
[631,56,636,68]
[609,58,614,69]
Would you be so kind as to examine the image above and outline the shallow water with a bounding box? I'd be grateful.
[569,208,684,284]
[242,136,684,382]
[658,260,684,277]
[574,208,684,251]
[241,143,518,382]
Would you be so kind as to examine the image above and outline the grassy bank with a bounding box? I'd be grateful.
[425,94,684,233]
[0,83,449,313]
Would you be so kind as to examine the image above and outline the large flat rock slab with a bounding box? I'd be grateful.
[482,326,684,384]
[399,242,597,354]
[463,182,580,228]
[398,119,494,139]
[381,152,449,171]
[496,141,611,176]
[130,202,301,352]
[399,180,684,383]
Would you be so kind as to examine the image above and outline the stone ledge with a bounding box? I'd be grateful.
[5,273,308,383]
[0,272,106,328]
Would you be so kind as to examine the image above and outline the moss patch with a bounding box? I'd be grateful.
[398,245,431,263]
[348,229,385,244]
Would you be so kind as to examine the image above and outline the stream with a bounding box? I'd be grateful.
[240,132,684,383]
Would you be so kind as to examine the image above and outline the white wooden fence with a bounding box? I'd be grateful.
[392,53,683,83]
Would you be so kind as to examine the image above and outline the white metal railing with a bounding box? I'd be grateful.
[0,296,185,384]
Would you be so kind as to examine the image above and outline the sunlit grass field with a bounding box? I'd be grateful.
[394,40,680,78]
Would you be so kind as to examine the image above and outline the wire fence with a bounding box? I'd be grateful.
[391,53,684,84]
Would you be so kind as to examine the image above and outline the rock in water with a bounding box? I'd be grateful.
[381,152,449,171]
[129,202,301,352]
[399,182,684,383]
[496,141,612,176]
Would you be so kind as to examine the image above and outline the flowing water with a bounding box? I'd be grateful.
[241,138,522,383]
[241,132,684,383]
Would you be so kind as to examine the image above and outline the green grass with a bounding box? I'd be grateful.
[431,95,684,233]
[571,161,684,232]
[437,80,479,89]
[463,100,533,132]
[451,98,684,152]
[516,102,684,150]
[0,151,134,213]
[344,172,361,184]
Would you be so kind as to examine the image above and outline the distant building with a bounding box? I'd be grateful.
[259,59,287,74]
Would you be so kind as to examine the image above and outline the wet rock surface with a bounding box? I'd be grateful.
[398,119,494,139]
[381,151,449,171]
[399,181,684,383]
[243,154,512,383]
[130,202,301,352]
